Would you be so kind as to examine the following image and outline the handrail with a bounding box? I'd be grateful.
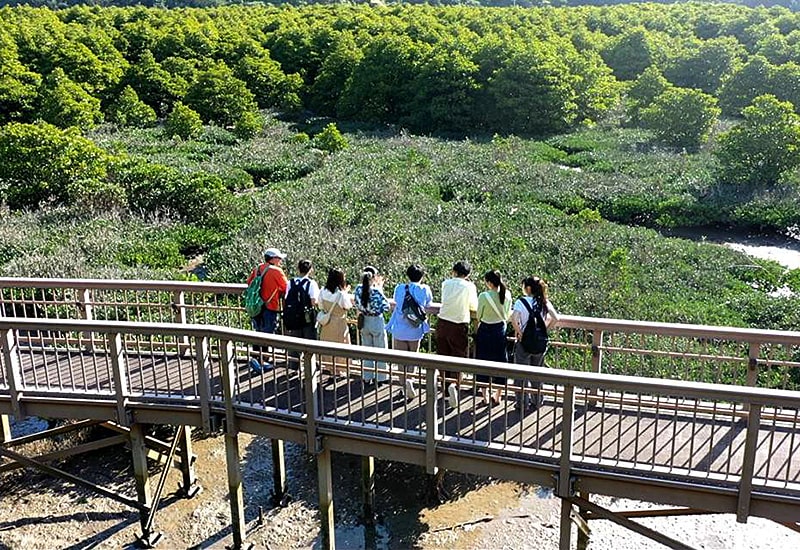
[3,277,800,343]
[1,316,799,408]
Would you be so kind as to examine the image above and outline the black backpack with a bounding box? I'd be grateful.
[283,278,314,330]
[520,298,548,354]
[401,284,427,327]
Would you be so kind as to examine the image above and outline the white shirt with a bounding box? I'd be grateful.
[438,277,478,324]
[286,276,320,305]
[318,287,353,310]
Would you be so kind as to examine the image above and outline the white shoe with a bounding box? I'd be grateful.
[405,379,417,399]
[447,383,459,408]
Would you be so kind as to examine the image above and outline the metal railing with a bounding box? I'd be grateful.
[1,315,799,525]
[2,277,799,392]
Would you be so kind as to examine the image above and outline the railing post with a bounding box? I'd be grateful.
[559,384,576,550]
[303,351,319,452]
[172,290,190,353]
[746,342,760,388]
[220,339,247,549]
[1,328,24,419]
[77,288,93,321]
[109,333,129,426]
[195,336,212,433]
[737,402,762,523]
[425,367,439,475]
[77,288,96,351]
[588,330,603,404]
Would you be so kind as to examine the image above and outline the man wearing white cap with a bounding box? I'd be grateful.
[246,247,289,372]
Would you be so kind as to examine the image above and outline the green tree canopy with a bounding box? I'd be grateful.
[715,94,800,185]
[106,85,157,128]
[38,68,103,131]
[184,62,258,127]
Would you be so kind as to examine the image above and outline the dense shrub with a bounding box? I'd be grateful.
[311,123,348,153]
[0,122,109,209]
[165,102,203,140]
[640,87,720,148]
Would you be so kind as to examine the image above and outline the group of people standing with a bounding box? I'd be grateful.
[246,249,558,410]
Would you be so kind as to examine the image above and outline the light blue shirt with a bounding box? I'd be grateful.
[385,282,433,342]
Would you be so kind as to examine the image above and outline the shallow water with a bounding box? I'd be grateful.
[662,226,800,270]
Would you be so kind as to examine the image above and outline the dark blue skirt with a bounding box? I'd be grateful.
[475,322,507,385]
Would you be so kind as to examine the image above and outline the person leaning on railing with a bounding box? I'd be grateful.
[474,270,512,406]
[510,276,560,411]
[246,247,288,373]
[354,266,390,385]
[385,264,434,400]
[317,268,353,376]
[436,260,479,408]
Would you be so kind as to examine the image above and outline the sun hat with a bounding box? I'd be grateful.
[264,248,287,260]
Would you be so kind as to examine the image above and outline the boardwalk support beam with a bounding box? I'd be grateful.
[0,445,145,511]
[568,496,696,550]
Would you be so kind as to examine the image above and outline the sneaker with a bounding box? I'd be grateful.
[249,358,262,374]
[261,362,274,371]
[447,383,459,408]
[405,379,417,400]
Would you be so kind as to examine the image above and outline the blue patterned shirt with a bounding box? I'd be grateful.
[354,285,390,316]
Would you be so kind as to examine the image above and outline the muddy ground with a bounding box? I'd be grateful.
[0,422,798,549]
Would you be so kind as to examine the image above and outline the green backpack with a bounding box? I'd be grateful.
[244,265,266,318]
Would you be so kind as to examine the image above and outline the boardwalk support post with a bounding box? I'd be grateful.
[558,384,576,550]
[271,439,288,505]
[178,426,201,498]
[130,422,162,547]
[0,415,10,443]
[362,455,375,525]
[221,339,248,549]
[576,491,591,550]
[317,441,335,550]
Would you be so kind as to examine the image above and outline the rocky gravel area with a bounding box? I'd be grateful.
[1,423,799,549]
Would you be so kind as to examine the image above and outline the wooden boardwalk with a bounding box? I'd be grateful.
[13,346,800,502]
